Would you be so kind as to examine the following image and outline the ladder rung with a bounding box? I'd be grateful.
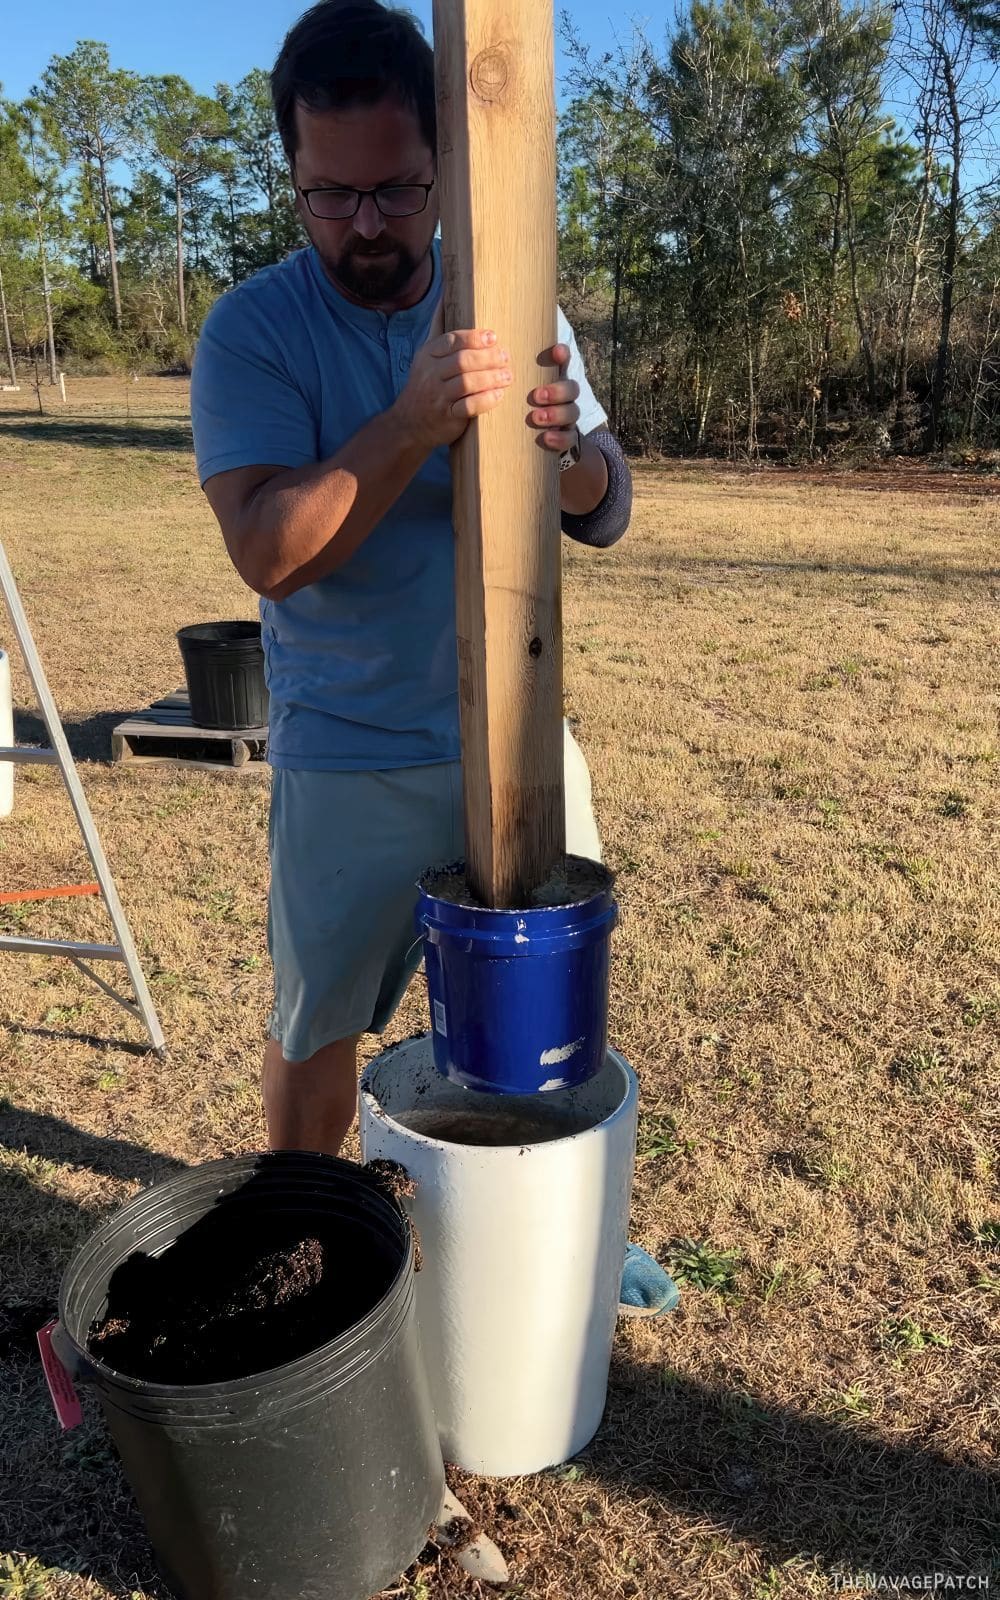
[0,746,59,764]
[0,935,124,961]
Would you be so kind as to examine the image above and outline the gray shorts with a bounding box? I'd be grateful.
[267,725,602,1061]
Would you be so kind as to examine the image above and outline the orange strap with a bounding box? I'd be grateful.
[0,883,100,905]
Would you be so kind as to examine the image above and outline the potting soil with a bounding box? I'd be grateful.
[393,1103,595,1146]
[88,1215,397,1384]
[423,855,610,909]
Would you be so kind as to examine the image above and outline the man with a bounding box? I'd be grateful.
[191,0,633,1158]
[192,0,678,1318]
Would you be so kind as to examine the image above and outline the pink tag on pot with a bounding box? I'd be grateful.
[37,1321,83,1430]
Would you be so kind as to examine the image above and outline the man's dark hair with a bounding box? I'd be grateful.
[272,0,436,166]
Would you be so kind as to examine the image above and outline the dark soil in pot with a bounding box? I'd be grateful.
[88,1211,397,1385]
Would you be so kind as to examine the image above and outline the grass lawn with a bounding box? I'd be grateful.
[0,377,998,1600]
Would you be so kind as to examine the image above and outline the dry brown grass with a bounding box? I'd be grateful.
[0,378,998,1600]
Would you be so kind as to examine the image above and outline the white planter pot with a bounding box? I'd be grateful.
[359,1034,638,1476]
[0,650,12,818]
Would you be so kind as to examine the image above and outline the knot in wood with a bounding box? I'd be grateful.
[528,636,543,658]
[470,46,510,102]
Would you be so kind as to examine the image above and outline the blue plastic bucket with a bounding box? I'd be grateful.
[416,857,618,1095]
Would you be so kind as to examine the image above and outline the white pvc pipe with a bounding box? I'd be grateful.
[359,1035,638,1476]
[0,650,12,817]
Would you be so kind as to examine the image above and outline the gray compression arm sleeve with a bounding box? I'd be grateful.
[561,427,632,549]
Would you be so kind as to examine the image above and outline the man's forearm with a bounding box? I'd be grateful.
[238,408,429,601]
[229,412,614,604]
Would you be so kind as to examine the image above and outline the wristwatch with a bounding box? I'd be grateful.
[558,429,582,473]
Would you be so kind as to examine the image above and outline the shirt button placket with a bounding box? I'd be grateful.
[391,340,411,396]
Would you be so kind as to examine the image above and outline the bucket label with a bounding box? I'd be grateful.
[433,1000,448,1037]
[37,1322,83,1430]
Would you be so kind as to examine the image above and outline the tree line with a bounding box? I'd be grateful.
[2,0,999,458]
[0,46,300,383]
[561,0,1000,455]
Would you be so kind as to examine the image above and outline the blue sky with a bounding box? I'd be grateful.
[3,0,646,104]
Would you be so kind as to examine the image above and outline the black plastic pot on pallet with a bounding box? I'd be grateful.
[52,1152,445,1600]
[177,621,268,731]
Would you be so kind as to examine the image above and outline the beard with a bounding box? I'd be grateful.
[321,236,423,303]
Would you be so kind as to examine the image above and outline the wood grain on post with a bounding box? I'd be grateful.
[433,0,564,909]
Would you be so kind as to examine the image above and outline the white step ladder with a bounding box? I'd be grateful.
[0,538,165,1054]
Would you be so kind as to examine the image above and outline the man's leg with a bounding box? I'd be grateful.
[263,1034,359,1156]
[264,764,463,1156]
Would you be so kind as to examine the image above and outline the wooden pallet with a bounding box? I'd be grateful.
[112,692,268,772]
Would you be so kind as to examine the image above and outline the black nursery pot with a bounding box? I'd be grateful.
[176,621,268,730]
[53,1152,444,1600]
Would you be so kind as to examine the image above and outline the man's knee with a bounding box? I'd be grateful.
[264,1033,359,1074]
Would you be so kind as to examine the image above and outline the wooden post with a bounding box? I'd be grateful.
[434,0,564,909]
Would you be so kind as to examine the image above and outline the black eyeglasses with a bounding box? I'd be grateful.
[299,180,435,220]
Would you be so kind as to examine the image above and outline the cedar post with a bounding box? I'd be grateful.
[433,0,564,908]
